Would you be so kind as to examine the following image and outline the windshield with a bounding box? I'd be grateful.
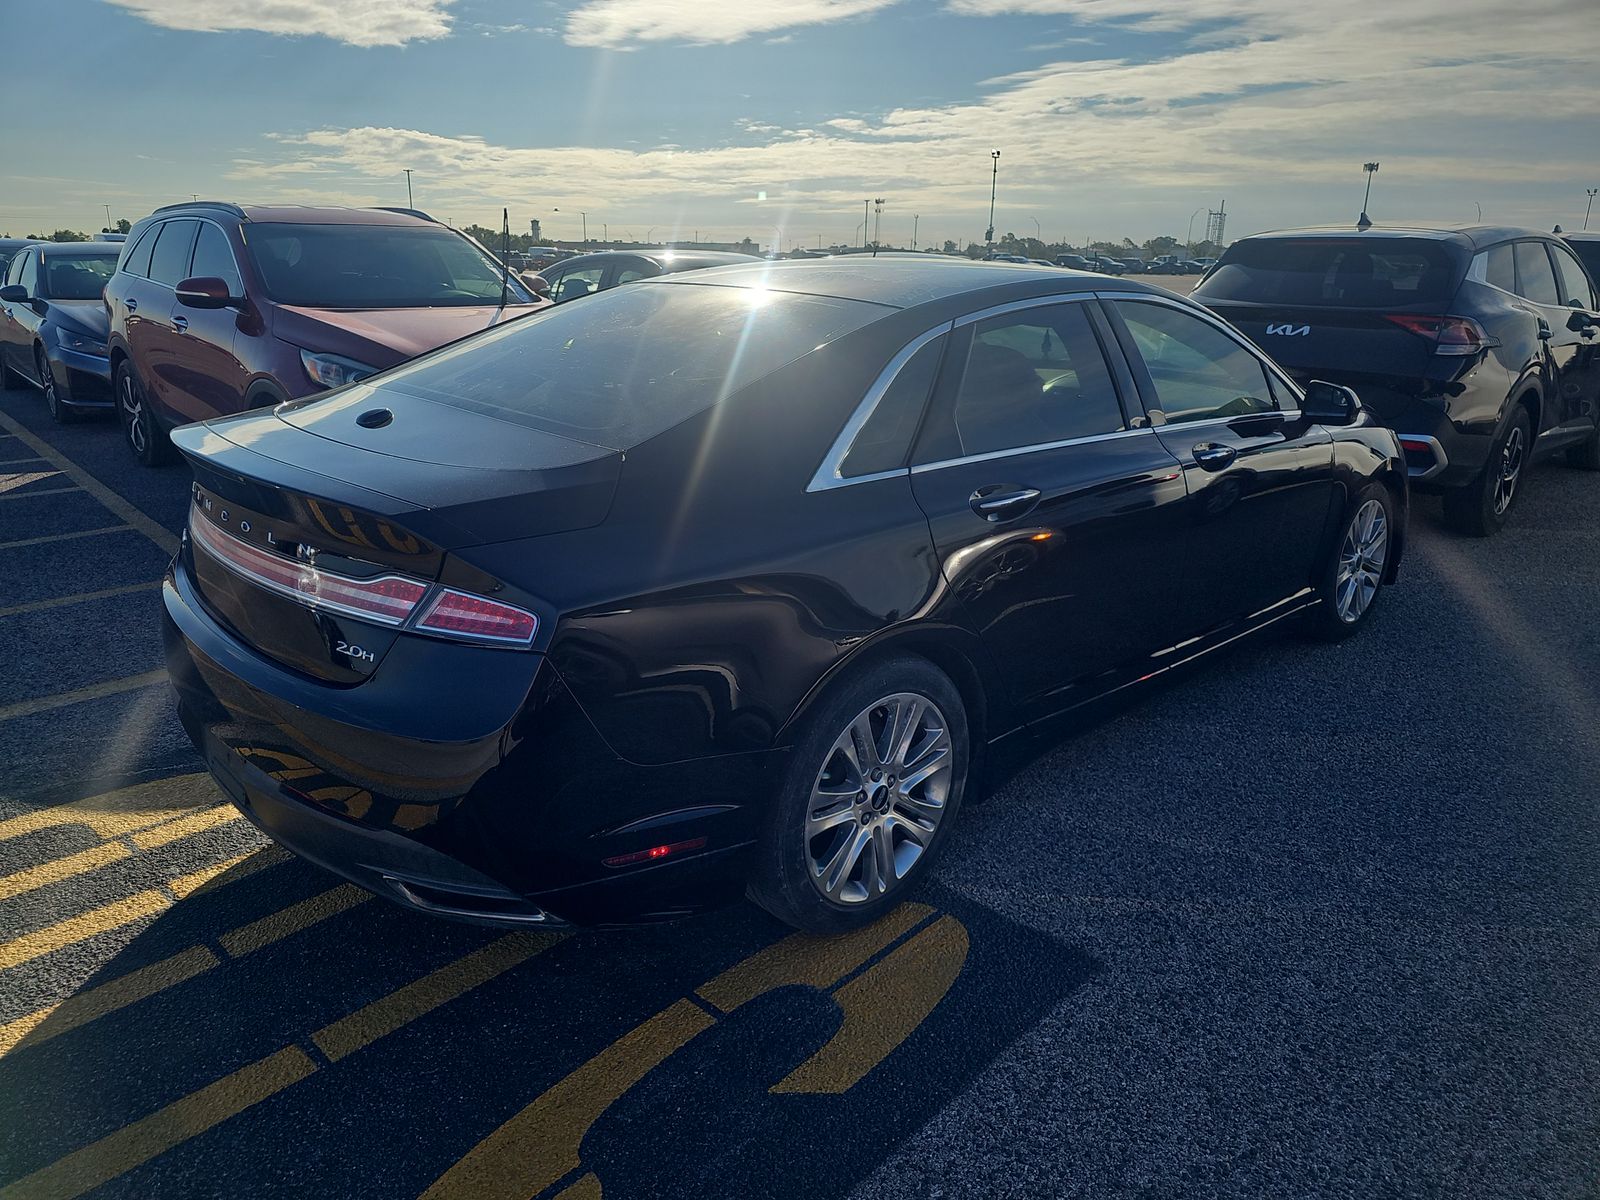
[40,252,118,299]
[242,223,533,309]
[1200,238,1464,307]
[369,281,879,449]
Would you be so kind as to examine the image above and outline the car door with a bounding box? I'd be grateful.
[166,219,249,420]
[1105,295,1336,633]
[1508,239,1582,438]
[137,218,201,422]
[0,249,37,380]
[1544,239,1600,434]
[908,296,1191,719]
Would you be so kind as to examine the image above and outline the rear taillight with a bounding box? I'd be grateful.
[413,589,538,644]
[1384,313,1489,356]
[189,509,537,646]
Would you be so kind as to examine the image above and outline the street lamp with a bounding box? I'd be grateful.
[1186,207,1205,254]
[986,150,1000,249]
[862,198,870,249]
[872,198,885,251]
[912,214,920,251]
[1586,188,1598,231]
[403,169,414,209]
[1358,161,1379,229]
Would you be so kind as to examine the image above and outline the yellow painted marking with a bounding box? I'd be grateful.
[0,1046,316,1200]
[553,1173,604,1200]
[0,669,168,722]
[0,486,80,501]
[313,932,558,1063]
[0,409,180,554]
[422,998,715,1200]
[0,582,160,620]
[219,885,372,958]
[0,470,61,494]
[168,851,260,900]
[0,772,218,845]
[129,804,242,851]
[0,947,222,1056]
[180,844,287,898]
[0,842,130,902]
[0,889,170,972]
[0,524,128,552]
[697,901,932,1013]
[772,914,970,1094]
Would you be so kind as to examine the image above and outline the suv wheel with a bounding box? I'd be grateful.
[116,361,173,466]
[38,348,78,424]
[748,655,969,933]
[1443,405,1529,536]
[1303,483,1393,641]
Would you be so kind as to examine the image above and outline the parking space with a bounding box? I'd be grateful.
[3,379,1600,1197]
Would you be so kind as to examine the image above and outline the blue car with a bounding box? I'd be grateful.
[0,241,119,422]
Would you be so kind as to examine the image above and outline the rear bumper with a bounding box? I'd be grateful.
[162,552,769,926]
[1323,382,1499,491]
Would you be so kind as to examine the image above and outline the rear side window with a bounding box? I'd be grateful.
[1198,238,1462,307]
[1115,300,1275,424]
[375,283,879,450]
[1513,242,1560,306]
[838,334,944,478]
[1474,243,1517,293]
[1549,242,1597,310]
[148,219,199,287]
[123,224,159,278]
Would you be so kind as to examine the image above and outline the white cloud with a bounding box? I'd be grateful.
[563,0,900,48]
[102,0,458,47]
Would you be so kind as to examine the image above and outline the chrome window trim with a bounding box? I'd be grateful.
[910,425,1156,475]
[951,291,1097,328]
[806,321,953,492]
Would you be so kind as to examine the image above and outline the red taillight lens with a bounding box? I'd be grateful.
[190,511,427,625]
[602,837,708,868]
[413,588,538,645]
[1384,313,1487,356]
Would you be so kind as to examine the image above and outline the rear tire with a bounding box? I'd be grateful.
[39,348,79,424]
[1303,482,1394,642]
[116,360,173,466]
[1443,405,1529,536]
[748,655,969,933]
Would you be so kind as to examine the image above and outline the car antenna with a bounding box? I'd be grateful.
[498,207,512,310]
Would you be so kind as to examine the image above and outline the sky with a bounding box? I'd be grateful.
[4,0,1597,250]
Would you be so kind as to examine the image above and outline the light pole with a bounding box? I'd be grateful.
[646,226,657,243]
[862,199,870,249]
[986,150,1000,250]
[103,204,112,231]
[1359,161,1379,228]
[1029,216,1041,246]
[1586,189,1598,231]
[1186,206,1204,254]
[872,198,885,251]
[403,169,414,209]
[602,223,607,244]
[912,214,919,251]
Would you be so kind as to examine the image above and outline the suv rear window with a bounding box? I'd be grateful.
[1199,238,1463,307]
[375,282,879,449]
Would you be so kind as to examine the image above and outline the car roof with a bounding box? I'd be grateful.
[1564,232,1600,244]
[147,202,438,227]
[0,238,39,251]
[1236,224,1557,252]
[32,242,122,256]
[547,248,761,271]
[654,256,1170,310]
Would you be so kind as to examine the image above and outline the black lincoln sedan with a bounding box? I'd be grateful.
[1193,226,1600,535]
[162,258,1406,932]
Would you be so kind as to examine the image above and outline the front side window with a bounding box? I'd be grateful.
[243,222,533,308]
[1513,241,1560,306]
[1115,300,1275,424]
[4,250,29,289]
[947,302,1122,457]
[148,219,199,287]
[552,266,604,302]
[1549,242,1598,310]
[190,222,244,295]
[40,252,119,300]
[838,334,945,478]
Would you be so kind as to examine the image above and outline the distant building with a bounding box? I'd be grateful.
[529,218,542,241]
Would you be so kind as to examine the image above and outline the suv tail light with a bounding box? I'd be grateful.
[189,509,537,646]
[1384,314,1490,356]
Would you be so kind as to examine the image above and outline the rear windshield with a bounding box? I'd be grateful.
[374,282,880,449]
[242,223,534,308]
[40,252,119,299]
[1200,238,1463,307]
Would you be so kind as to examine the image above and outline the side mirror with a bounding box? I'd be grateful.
[0,284,26,303]
[520,270,551,299]
[1568,309,1598,332]
[1302,379,1362,425]
[175,277,236,310]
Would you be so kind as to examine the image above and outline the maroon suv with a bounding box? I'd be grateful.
[105,203,547,464]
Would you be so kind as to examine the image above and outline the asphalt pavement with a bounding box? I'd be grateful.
[2,366,1598,1199]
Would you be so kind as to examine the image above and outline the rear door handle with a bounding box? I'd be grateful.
[1192,442,1237,471]
[172,315,188,332]
[970,485,1042,522]
[125,298,138,312]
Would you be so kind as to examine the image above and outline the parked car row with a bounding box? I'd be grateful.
[524,247,760,303]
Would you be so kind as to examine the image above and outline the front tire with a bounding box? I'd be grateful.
[116,360,173,466]
[748,655,969,933]
[1304,482,1394,642]
[1443,405,1529,535]
[39,347,79,424]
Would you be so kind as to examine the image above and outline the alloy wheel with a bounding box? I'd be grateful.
[805,692,952,904]
[37,350,58,416]
[1492,424,1525,516]
[1335,498,1388,623]
[120,371,147,455]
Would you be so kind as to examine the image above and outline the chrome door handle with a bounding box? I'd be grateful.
[970,486,1042,521]
[173,316,188,332]
[1193,442,1237,471]
[126,298,138,312]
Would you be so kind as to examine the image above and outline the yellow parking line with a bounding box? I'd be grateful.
[0,409,180,554]
[0,772,218,845]
[0,582,160,620]
[0,890,171,972]
[168,851,261,900]
[0,487,80,502]
[0,525,131,552]
[0,1046,317,1200]
[177,845,287,898]
[0,669,167,722]
[218,885,371,958]
[0,471,60,495]
[0,842,131,902]
[313,932,557,1063]
[130,805,243,852]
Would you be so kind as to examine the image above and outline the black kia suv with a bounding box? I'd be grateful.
[1194,226,1600,534]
